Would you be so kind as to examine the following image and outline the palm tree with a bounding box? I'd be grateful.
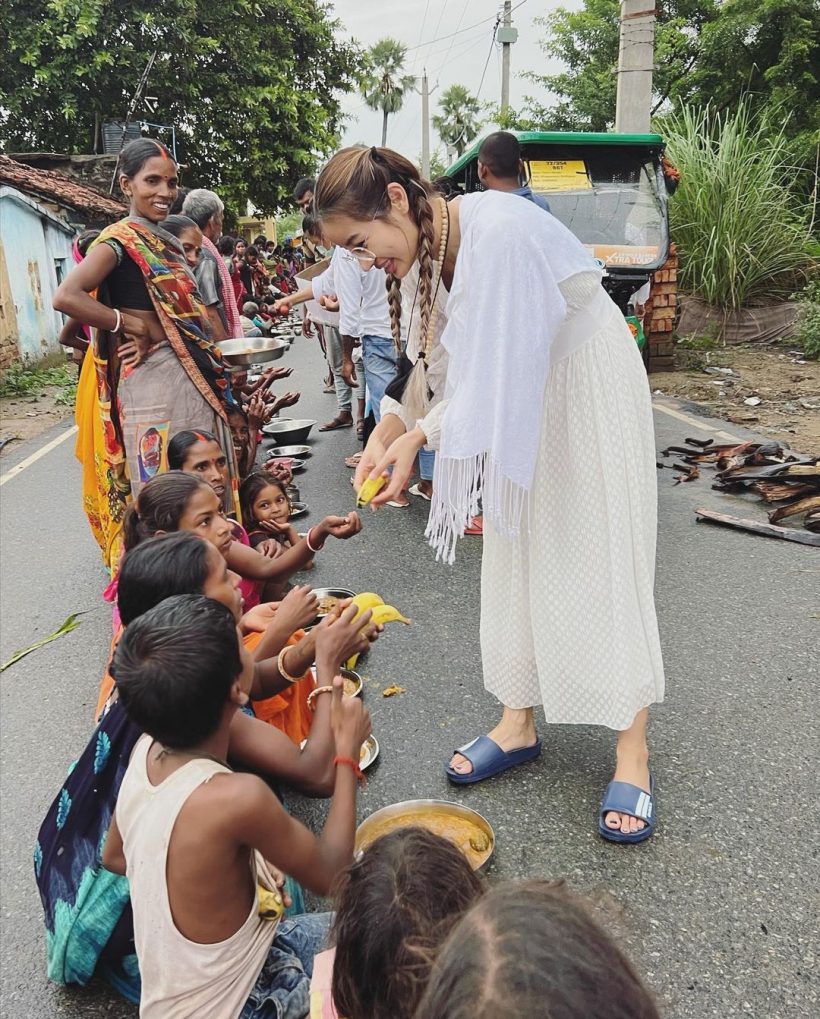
[359,38,416,147]
[433,84,483,157]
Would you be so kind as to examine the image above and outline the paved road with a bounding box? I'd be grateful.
[1,334,817,1018]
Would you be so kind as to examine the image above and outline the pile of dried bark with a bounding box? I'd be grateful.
[659,439,820,547]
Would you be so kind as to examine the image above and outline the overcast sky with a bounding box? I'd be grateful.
[328,0,582,163]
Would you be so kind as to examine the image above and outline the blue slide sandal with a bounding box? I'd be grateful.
[446,734,542,786]
[598,776,656,844]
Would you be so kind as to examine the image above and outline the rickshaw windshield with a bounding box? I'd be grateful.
[521,144,668,272]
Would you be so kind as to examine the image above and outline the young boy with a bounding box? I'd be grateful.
[102,594,371,1019]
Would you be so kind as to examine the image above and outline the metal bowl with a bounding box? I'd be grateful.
[267,445,312,459]
[312,587,356,622]
[359,734,379,771]
[309,666,363,698]
[355,800,495,871]
[218,336,289,367]
[264,455,306,472]
[289,501,308,519]
[262,418,316,444]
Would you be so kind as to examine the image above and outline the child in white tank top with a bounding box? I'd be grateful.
[103,594,372,1018]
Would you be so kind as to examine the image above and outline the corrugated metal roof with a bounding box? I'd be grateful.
[0,155,126,218]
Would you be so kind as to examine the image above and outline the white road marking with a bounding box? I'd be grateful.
[653,401,740,443]
[0,425,78,487]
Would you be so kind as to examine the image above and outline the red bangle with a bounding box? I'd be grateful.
[306,527,325,553]
[334,755,365,783]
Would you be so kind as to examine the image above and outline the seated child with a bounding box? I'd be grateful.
[240,471,300,551]
[102,593,372,1019]
[315,828,485,1019]
[415,880,662,1019]
[38,534,370,1004]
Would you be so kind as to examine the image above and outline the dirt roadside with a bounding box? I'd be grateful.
[0,389,73,451]
[651,342,819,453]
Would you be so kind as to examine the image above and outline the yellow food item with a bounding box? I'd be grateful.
[351,592,385,618]
[382,684,406,697]
[345,652,360,672]
[343,676,360,697]
[317,595,340,615]
[369,604,411,626]
[356,476,387,508]
[357,812,492,869]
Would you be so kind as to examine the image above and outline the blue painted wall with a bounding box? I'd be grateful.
[0,187,75,362]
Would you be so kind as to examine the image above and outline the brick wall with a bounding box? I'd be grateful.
[644,244,678,372]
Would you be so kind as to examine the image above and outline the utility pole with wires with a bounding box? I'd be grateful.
[497,0,518,116]
[416,68,438,180]
[614,1,655,133]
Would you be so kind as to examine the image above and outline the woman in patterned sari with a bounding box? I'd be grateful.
[54,138,238,570]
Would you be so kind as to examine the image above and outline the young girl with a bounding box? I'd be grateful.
[240,472,300,551]
[415,880,661,1019]
[315,146,665,841]
[311,828,485,1019]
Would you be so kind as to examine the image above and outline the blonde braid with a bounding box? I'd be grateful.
[386,273,403,351]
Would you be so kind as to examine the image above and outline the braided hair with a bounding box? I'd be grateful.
[314,146,437,353]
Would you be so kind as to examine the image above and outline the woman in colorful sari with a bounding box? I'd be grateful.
[53,138,237,570]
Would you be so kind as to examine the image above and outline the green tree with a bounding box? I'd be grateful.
[432,84,483,157]
[358,38,416,146]
[518,0,819,154]
[0,0,360,214]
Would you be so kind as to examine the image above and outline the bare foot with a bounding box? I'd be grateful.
[449,711,538,776]
[604,749,651,835]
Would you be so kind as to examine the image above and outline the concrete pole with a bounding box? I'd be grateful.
[614,0,656,133]
[499,0,515,116]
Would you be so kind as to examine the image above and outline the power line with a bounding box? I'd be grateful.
[434,0,472,78]
[410,0,432,71]
[475,18,500,101]
[405,0,527,53]
[422,0,450,68]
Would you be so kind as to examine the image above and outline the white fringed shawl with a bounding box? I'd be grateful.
[425,191,600,563]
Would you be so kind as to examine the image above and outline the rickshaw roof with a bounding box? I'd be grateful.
[446,131,665,178]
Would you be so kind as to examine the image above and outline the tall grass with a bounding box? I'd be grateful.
[663,103,816,309]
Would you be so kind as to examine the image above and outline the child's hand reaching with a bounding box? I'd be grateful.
[330,674,372,760]
[270,392,300,416]
[314,513,362,543]
[275,584,319,634]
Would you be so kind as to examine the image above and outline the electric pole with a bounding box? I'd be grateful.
[497,0,518,117]
[417,69,438,180]
[614,1,656,133]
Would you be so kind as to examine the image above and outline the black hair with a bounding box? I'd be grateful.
[332,828,485,1019]
[117,533,213,626]
[253,234,267,247]
[168,187,189,215]
[112,594,242,748]
[292,177,315,201]
[122,471,213,551]
[245,244,259,259]
[77,229,101,256]
[160,214,200,239]
[415,880,661,1019]
[477,131,522,181]
[117,137,174,179]
[432,176,459,199]
[218,235,236,256]
[239,470,288,528]
[167,429,220,471]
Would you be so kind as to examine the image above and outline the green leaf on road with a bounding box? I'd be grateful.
[0,614,83,673]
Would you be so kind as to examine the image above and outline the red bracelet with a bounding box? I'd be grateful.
[334,755,366,783]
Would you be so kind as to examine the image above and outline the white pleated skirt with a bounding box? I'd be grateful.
[480,293,665,731]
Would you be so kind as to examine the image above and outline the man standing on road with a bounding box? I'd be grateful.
[477,132,551,212]
[182,189,240,340]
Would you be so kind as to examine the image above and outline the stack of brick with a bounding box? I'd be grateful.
[644,244,678,372]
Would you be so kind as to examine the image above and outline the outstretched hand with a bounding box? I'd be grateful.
[366,428,427,509]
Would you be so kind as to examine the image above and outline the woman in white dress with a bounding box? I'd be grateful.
[315,147,665,842]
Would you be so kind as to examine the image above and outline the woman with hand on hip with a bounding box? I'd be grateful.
[314,146,666,843]
[54,139,238,568]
